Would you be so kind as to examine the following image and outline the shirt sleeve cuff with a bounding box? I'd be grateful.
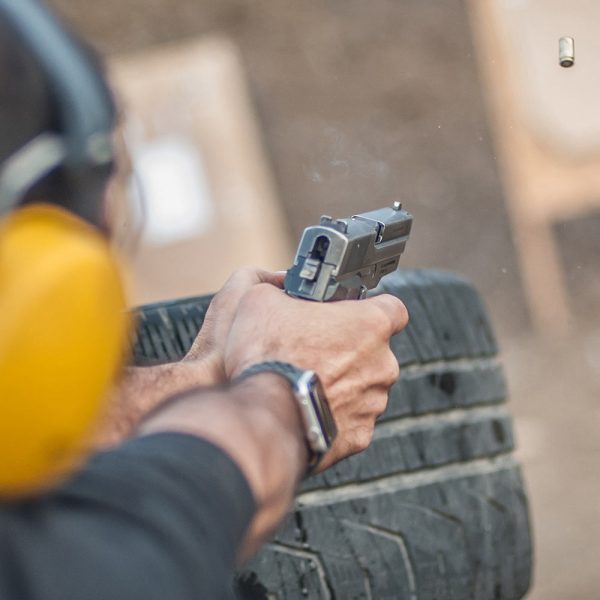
[62,433,256,577]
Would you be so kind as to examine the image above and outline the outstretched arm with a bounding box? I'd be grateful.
[1,270,408,600]
[137,280,408,556]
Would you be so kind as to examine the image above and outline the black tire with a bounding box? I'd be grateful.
[131,269,533,600]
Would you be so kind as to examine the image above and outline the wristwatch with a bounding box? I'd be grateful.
[238,361,337,471]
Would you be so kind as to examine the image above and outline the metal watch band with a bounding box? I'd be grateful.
[237,361,334,473]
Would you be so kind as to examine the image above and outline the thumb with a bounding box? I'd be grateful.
[253,269,286,289]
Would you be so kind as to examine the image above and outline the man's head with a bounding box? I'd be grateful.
[0,0,129,497]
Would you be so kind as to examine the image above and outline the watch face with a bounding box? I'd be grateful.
[296,371,337,454]
[309,376,337,446]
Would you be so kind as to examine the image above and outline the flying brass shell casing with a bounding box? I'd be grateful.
[559,37,575,68]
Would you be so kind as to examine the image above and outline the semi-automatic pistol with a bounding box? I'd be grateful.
[284,202,413,302]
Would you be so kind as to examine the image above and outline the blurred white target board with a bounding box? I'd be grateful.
[110,37,292,303]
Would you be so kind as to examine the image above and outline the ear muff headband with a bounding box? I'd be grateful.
[0,0,115,165]
[0,0,116,221]
[0,204,129,496]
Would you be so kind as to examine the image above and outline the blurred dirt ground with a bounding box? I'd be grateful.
[49,1,600,598]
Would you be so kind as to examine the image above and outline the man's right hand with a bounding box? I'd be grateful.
[138,276,409,559]
[223,283,409,470]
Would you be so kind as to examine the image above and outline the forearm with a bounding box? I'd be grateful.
[97,361,217,447]
[138,373,308,560]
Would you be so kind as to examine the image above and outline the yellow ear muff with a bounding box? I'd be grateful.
[0,204,129,496]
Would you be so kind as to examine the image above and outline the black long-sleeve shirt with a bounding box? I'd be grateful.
[0,433,256,600]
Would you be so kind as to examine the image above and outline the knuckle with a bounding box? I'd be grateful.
[227,266,253,284]
[209,288,226,308]
[377,295,410,334]
[236,265,257,277]
[396,299,410,328]
[371,392,389,417]
[352,425,375,453]
[385,356,400,386]
[365,303,392,335]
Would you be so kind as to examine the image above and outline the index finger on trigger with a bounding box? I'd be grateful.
[367,294,409,336]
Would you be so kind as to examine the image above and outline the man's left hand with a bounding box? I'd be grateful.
[96,268,284,447]
[183,267,285,382]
